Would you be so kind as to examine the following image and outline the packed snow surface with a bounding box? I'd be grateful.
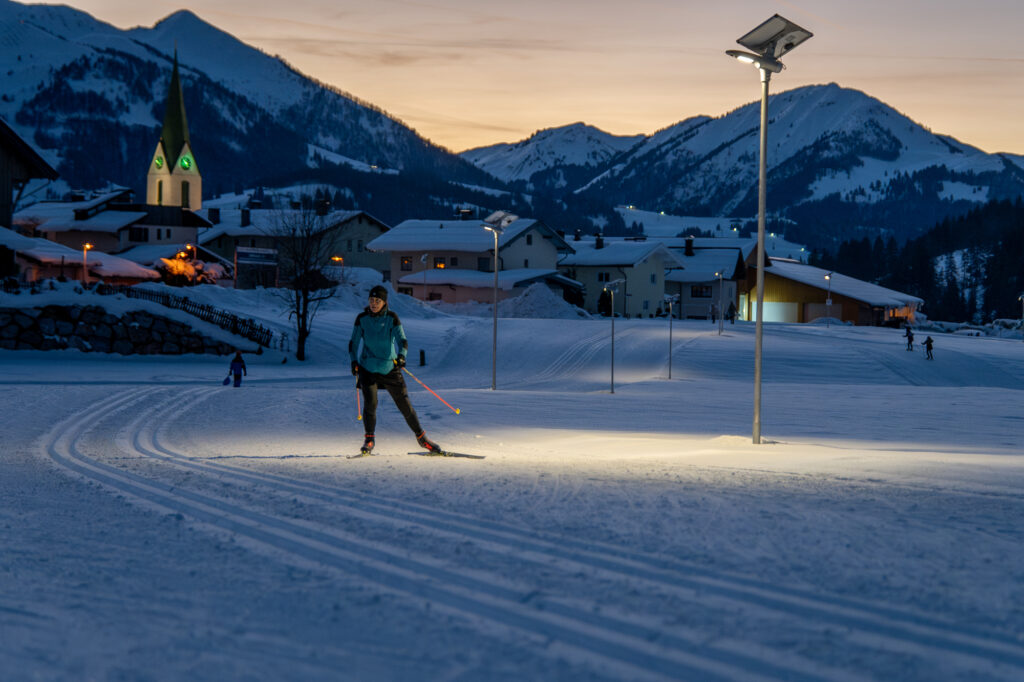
[3,280,1024,681]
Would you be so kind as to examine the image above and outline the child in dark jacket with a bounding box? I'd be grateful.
[229,351,247,387]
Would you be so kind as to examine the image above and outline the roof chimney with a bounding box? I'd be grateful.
[240,208,251,227]
[685,236,695,257]
[595,232,604,250]
[207,207,220,224]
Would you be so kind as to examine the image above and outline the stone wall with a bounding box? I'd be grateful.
[0,305,237,355]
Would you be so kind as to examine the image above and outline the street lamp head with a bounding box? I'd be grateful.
[83,242,93,251]
[735,14,813,59]
[824,273,831,281]
[726,49,783,73]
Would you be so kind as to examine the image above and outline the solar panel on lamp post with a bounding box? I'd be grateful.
[726,14,812,444]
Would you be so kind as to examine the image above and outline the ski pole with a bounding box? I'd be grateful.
[402,367,460,415]
[356,386,362,421]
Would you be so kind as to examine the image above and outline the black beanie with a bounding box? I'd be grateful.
[369,285,388,302]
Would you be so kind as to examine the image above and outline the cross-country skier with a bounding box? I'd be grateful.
[904,327,914,351]
[349,285,443,455]
[923,336,934,360]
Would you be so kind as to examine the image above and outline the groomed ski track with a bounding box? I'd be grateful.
[39,385,1024,681]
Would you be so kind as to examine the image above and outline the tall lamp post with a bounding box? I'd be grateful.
[1019,293,1024,341]
[605,279,624,393]
[825,272,833,327]
[186,242,198,285]
[716,271,724,336]
[665,294,679,379]
[81,242,93,284]
[481,220,504,390]
[727,14,812,444]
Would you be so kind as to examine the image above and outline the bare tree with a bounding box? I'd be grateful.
[267,201,340,361]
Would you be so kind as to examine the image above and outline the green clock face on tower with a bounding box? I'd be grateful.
[154,156,164,169]
[180,156,192,170]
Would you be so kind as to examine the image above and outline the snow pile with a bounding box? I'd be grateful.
[432,283,589,319]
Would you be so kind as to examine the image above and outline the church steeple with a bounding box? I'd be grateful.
[146,50,201,209]
[159,51,190,170]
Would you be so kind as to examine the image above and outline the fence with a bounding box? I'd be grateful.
[92,284,276,348]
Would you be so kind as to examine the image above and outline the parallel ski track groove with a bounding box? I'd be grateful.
[44,389,817,682]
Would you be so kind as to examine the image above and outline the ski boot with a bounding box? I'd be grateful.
[416,432,447,456]
[360,434,375,455]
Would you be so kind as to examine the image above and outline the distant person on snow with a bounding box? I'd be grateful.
[904,327,914,351]
[349,285,443,455]
[229,351,247,387]
[727,301,737,324]
[923,336,934,360]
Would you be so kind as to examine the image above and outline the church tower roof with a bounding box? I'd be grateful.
[159,51,191,168]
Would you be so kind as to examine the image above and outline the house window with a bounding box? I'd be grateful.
[129,227,148,242]
[157,181,163,205]
[523,259,529,268]
[398,286,414,296]
[477,257,490,272]
[250,239,256,247]
[347,239,353,251]
[650,273,657,284]
[400,256,412,271]
[181,181,190,209]
[643,300,650,311]
[597,272,610,283]
[428,292,443,301]
[450,257,459,267]
[526,234,533,246]
[433,257,445,269]
[357,240,364,252]
[691,285,712,298]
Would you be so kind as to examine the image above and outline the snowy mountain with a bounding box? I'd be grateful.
[460,123,643,187]
[462,84,1024,250]
[0,0,501,222]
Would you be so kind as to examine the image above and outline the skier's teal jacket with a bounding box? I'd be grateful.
[349,306,407,375]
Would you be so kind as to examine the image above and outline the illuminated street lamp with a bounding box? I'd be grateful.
[606,278,622,393]
[726,14,812,444]
[186,243,198,285]
[81,242,93,284]
[825,272,833,327]
[715,271,724,336]
[664,294,679,379]
[481,220,504,390]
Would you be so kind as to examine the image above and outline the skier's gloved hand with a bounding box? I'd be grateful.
[395,355,406,368]
[351,361,359,376]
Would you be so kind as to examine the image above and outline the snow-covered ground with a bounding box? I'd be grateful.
[3,278,1024,681]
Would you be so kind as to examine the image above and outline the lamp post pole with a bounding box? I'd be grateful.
[491,228,499,390]
[609,287,616,393]
[81,242,93,284]
[666,294,678,379]
[1019,294,1024,341]
[717,271,724,336]
[825,273,832,327]
[751,66,770,444]
[481,221,503,391]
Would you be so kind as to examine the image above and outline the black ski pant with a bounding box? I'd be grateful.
[357,366,423,436]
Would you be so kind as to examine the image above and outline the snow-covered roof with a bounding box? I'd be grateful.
[558,240,683,268]
[15,193,147,234]
[0,226,159,279]
[767,258,922,308]
[368,218,565,253]
[665,249,741,282]
[398,268,581,291]
[195,208,370,241]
